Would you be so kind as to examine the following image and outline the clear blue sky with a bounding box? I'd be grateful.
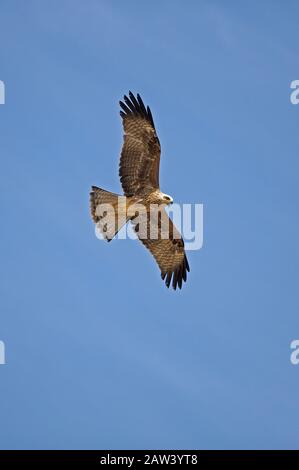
[0,0,298,450]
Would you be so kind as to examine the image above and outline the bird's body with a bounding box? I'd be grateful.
[90,91,190,289]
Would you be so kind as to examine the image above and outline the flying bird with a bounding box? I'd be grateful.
[90,91,190,289]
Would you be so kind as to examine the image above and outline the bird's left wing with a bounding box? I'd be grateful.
[132,207,190,290]
[119,91,161,196]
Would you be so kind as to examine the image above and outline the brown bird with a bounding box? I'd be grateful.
[90,91,190,289]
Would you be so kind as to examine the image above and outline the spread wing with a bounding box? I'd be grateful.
[132,207,190,290]
[119,91,161,196]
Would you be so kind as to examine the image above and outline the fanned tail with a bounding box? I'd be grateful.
[90,186,129,241]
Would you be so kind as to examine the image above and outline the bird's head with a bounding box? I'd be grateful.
[160,192,173,205]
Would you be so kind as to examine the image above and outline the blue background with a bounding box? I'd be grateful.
[0,0,298,449]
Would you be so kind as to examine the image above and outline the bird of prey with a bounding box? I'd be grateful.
[90,91,190,289]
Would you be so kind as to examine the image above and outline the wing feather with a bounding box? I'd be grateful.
[119,91,161,196]
[131,208,190,289]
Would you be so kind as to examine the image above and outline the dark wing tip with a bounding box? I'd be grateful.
[119,100,131,115]
[161,256,189,291]
[165,271,171,288]
[146,105,155,129]
[119,91,155,128]
[185,254,190,272]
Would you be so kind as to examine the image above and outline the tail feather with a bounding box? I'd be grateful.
[90,186,129,241]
